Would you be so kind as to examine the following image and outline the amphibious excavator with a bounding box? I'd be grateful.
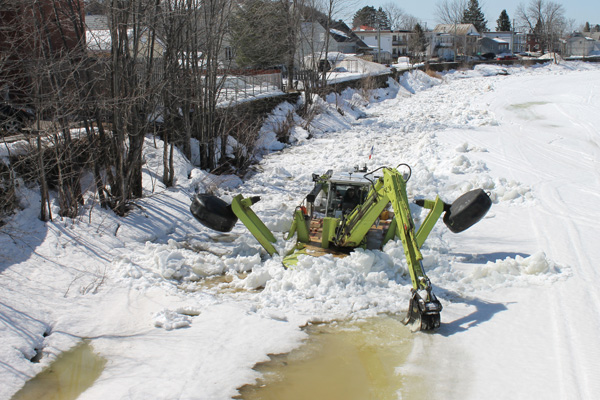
[190,164,491,331]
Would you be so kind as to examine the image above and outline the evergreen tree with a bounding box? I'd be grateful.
[496,10,512,32]
[230,0,288,68]
[353,6,375,28]
[376,7,391,30]
[534,19,543,36]
[352,5,391,29]
[583,22,590,32]
[462,0,487,32]
[409,23,427,56]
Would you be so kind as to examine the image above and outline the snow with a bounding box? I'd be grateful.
[2,60,600,399]
[329,28,350,39]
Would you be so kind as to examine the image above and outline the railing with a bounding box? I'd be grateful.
[217,71,284,106]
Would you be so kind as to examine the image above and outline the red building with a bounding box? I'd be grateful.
[1,0,84,101]
[526,33,542,53]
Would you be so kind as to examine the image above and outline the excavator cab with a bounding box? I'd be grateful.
[321,173,371,217]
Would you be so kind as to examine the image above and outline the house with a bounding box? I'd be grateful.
[297,20,370,68]
[513,32,527,54]
[329,21,370,54]
[353,25,393,55]
[427,24,479,60]
[480,31,513,55]
[85,15,111,55]
[560,32,600,57]
[353,25,418,63]
[525,33,542,53]
[85,14,165,58]
[392,30,413,57]
[477,37,510,55]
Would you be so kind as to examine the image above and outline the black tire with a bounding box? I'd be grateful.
[190,194,238,232]
[443,189,491,233]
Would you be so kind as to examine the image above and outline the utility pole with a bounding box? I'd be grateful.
[377,23,381,62]
[454,22,457,62]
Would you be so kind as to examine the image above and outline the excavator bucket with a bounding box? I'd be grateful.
[402,288,443,332]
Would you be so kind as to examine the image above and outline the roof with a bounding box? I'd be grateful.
[330,28,350,39]
[86,26,165,54]
[477,37,510,49]
[85,15,109,31]
[565,32,597,42]
[328,20,370,49]
[353,26,396,34]
[434,24,478,36]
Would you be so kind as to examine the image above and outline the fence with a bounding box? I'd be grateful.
[217,71,283,105]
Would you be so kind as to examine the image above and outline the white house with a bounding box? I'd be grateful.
[85,14,165,58]
[352,25,393,62]
[353,26,393,53]
[392,30,413,57]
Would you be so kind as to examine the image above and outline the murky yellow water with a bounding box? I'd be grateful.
[12,341,106,400]
[238,315,427,400]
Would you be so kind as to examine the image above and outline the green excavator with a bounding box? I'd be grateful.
[191,164,491,331]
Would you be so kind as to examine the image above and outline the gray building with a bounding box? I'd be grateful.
[477,36,510,55]
[560,32,600,57]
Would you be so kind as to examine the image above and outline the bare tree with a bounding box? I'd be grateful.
[272,0,303,92]
[199,0,234,170]
[1,0,97,219]
[435,0,467,24]
[382,3,422,31]
[317,0,347,88]
[400,14,422,30]
[382,3,404,30]
[516,0,566,53]
[0,0,307,224]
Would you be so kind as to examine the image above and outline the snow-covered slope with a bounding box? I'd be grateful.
[1,61,599,399]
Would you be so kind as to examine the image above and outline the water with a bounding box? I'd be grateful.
[238,315,427,400]
[12,341,106,400]
[507,101,550,121]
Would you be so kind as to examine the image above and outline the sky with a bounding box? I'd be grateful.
[349,0,599,30]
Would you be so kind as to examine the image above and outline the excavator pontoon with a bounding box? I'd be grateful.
[190,164,491,331]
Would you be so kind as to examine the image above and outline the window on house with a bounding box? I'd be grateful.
[225,47,234,60]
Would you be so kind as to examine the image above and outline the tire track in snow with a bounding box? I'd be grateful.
[540,205,598,400]
[521,134,600,399]
[473,67,600,399]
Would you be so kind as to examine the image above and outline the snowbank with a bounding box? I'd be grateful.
[2,60,600,400]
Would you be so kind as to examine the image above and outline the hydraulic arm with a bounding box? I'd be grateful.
[329,167,445,329]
